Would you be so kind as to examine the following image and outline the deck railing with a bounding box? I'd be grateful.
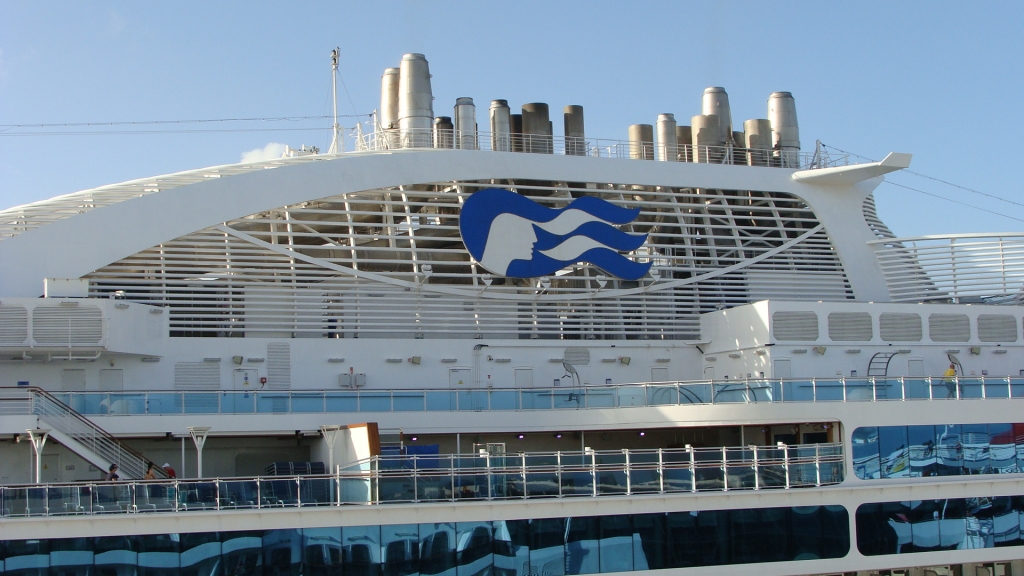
[0,443,842,518]
[23,376,1024,417]
[356,128,849,170]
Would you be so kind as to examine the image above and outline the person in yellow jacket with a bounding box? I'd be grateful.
[943,363,958,398]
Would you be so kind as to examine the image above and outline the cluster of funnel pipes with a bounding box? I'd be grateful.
[376,54,797,166]
[377,53,587,155]
[632,88,800,167]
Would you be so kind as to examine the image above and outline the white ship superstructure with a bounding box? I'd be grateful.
[0,53,1023,576]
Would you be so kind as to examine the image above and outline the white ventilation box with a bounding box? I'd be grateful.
[44,278,89,298]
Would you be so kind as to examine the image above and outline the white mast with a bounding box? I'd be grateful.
[328,47,341,154]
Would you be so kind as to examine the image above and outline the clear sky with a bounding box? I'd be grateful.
[1,1,1022,237]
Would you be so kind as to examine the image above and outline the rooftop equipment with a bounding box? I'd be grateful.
[702,87,733,144]
[743,119,773,166]
[380,67,400,149]
[490,100,511,152]
[521,103,552,154]
[510,114,524,152]
[433,117,454,149]
[454,97,478,150]
[563,105,585,156]
[691,114,724,163]
[628,124,654,160]
[656,114,678,162]
[398,53,433,148]
[768,91,800,167]
[675,125,693,162]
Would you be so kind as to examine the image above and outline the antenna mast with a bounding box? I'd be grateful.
[328,47,341,154]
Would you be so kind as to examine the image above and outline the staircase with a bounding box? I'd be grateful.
[867,352,898,400]
[0,386,165,480]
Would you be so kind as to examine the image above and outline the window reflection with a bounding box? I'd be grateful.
[858,495,1024,557]
[0,507,850,573]
[855,422,1024,480]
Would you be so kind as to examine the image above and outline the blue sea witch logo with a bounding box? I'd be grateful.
[459,188,651,280]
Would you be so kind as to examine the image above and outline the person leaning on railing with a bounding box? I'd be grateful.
[943,363,959,398]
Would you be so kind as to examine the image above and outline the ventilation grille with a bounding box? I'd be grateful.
[772,311,819,341]
[827,312,872,341]
[0,305,28,345]
[267,342,291,390]
[174,362,220,390]
[977,314,1018,342]
[928,314,970,342]
[879,313,922,342]
[32,305,103,345]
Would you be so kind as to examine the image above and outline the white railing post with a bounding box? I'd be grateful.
[751,445,759,491]
[557,451,562,498]
[815,445,822,486]
[721,446,728,492]
[688,445,696,493]
[624,450,631,495]
[782,443,790,489]
[658,448,664,494]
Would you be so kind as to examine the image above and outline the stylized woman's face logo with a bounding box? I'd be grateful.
[459,188,651,280]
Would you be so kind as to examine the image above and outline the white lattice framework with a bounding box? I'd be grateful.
[85,180,853,339]
[870,233,1024,303]
[0,155,329,241]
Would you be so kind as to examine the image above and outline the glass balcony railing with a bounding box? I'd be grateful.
[31,376,1024,417]
[0,444,842,519]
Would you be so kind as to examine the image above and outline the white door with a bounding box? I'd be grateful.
[99,369,123,391]
[41,454,61,483]
[773,359,792,379]
[651,367,669,382]
[62,369,86,391]
[703,366,715,381]
[514,368,534,388]
[449,368,472,388]
[908,358,925,377]
[233,368,258,390]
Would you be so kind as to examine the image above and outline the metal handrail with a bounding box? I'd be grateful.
[25,376,1024,417]
[0,387,163,479]
[357,128,849,170]
[0,443,842,518]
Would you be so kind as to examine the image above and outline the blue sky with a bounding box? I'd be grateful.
[1,1,1022,237]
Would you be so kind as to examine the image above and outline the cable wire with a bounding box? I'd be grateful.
[881,180,1024,225]
[0,115,369,129]
[823,144,1024,209]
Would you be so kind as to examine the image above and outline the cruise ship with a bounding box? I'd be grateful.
[0,52,1022,576]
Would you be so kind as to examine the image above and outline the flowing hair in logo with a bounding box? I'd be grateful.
[459,188,652,280]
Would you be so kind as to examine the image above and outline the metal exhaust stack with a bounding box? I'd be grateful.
[490,100,511,152]
[743,119,773,166]
[521,103,552,154]
[768,92,800,167]
[702,87,733,144]
[675,125,693,162]
[691,114,723,163]
[454,97,478,150]
[628,124,654,160]
[379,68,400,148]
[656,114,678,162]
[398,53,433,148]
[564,105,585,156]
[433,117,454,149]
[510,114,524,152]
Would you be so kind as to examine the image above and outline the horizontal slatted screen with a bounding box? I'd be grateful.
[0,304,28,345]
[772,311,819,341]
[827,312,873,341]
[32,304,103,345]
[928,313,970,342]
[87,180,853,341]
[174,362,220,390]
[977,314,1018,342]
[879,313,922,342]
